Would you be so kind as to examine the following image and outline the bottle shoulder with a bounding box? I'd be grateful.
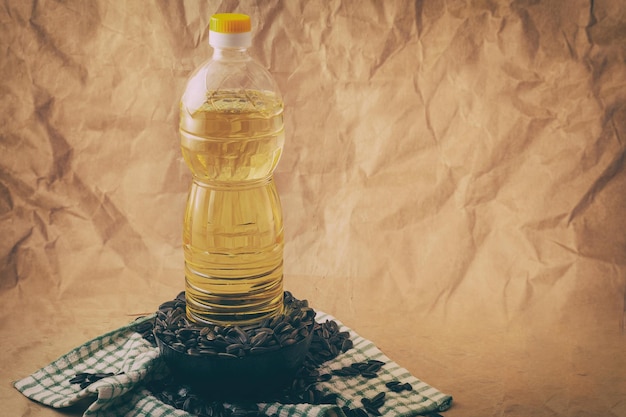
[181,55,282,114]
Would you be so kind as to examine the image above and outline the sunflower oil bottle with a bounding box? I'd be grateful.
[179,13,285,326]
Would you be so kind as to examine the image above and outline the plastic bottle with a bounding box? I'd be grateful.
[179,13,285,326]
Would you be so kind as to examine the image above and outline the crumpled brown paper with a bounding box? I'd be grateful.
[1,1,625,416]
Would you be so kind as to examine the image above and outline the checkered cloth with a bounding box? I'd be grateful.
[14,310,453,417]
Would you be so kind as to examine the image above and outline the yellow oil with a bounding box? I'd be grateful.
[180,89,285,326]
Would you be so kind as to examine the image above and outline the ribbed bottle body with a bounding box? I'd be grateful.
[180,89,285,325]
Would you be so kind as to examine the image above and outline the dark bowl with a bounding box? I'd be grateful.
[154,322,313,400]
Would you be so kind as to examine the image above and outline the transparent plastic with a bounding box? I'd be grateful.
[179,28,285,326]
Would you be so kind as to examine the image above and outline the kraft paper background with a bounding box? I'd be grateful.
[1,1,625,416]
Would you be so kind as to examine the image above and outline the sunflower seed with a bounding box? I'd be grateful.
[365,405,382,416]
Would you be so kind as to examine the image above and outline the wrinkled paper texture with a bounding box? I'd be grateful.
[1,1,625,416]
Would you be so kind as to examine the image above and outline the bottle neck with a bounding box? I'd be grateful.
[211,47,251,62]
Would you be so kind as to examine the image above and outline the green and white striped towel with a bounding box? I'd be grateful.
[14,310,452,417]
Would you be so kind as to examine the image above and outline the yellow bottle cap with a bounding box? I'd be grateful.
[209,13,251,34]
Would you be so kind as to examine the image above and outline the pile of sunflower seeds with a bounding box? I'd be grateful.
[135,291,356,416]
[142,327,351,415]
